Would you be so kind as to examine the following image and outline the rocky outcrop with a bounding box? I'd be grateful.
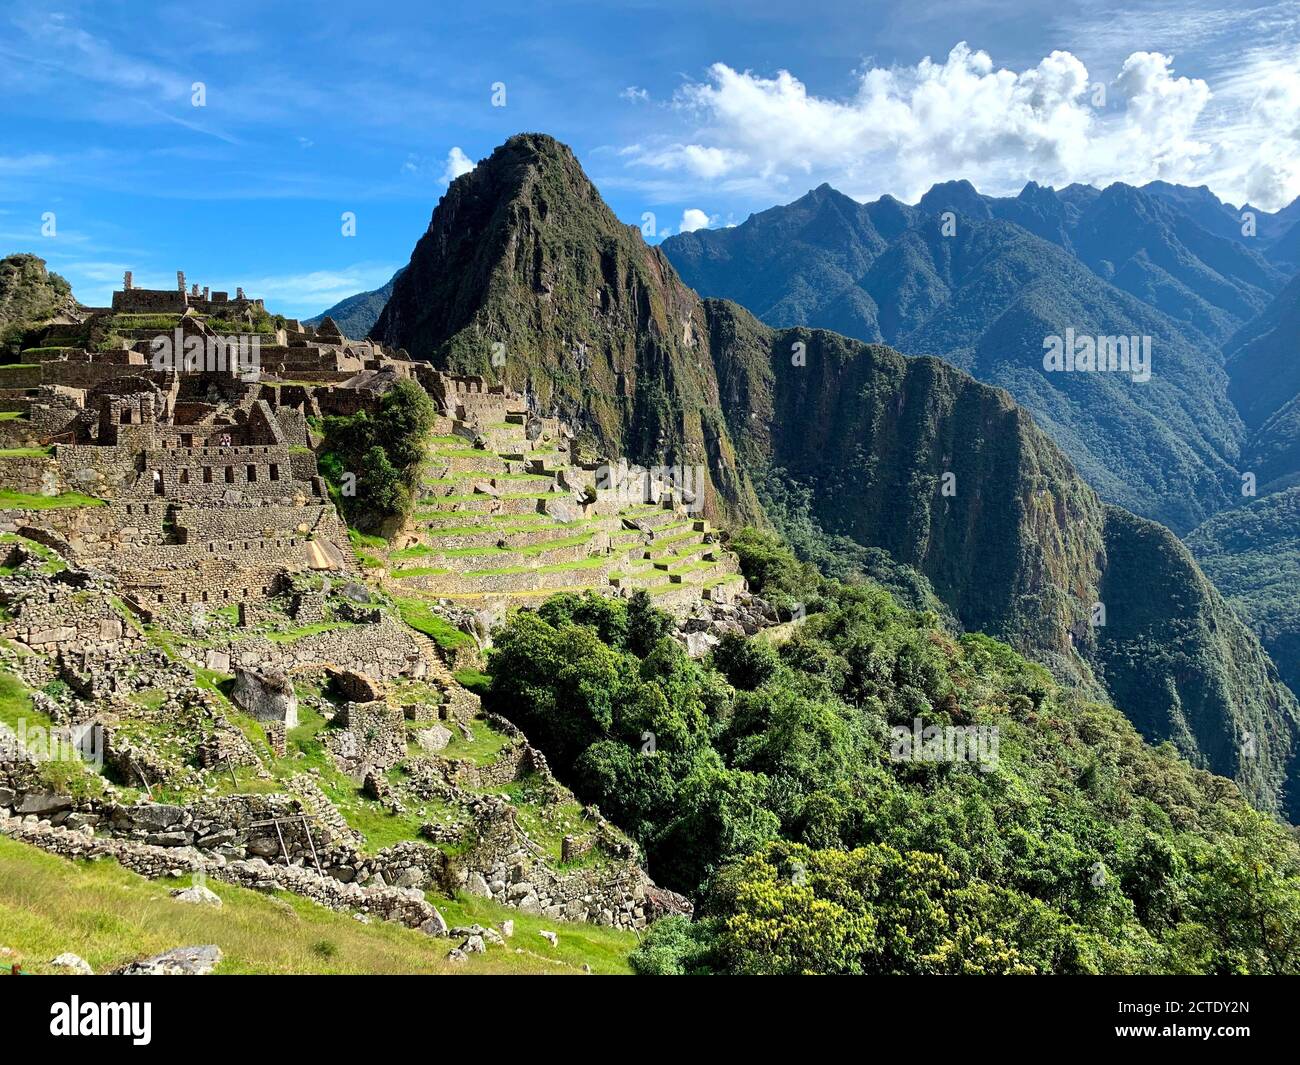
[230,666,298,728]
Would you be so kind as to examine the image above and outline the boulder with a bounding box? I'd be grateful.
[115,944,222,976]
[128,803,185,830]
[170,885,223,908]
[542,499,575,522]
[414,724,452,754]
[418,908,449,937]
[683,630,719,658]
[231,666,298,727]
[14,791,72,816]
[49,952,94,975]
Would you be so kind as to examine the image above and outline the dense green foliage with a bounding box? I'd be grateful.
[318,378,435,530]
[746,472,955,622]
[1096,506,1300,818]
[485,544,1300,974]
[1225,273,1300,494]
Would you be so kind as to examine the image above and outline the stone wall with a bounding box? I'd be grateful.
[185,613,428,684]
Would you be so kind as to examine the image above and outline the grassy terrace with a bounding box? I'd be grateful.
[0,534,66,576]
[0,446,51,457]
[441,533,594,559]
[0,836,636,974]
[0,411,26,421]
[423,473,553,488]
[0,490,103,510]
[428,447,494,459]
[463,556,609,578]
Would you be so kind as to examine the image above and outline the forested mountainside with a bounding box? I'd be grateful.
[658,173,1300,716]
[1224,273,1300,495]
[370,135,1300,817]
[1188,487,1300,701]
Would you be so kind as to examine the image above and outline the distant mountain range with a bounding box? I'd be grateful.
[662,179,1298,534]
[367,134,1300,817]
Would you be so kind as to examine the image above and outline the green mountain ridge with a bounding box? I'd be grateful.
[0,253,76,343]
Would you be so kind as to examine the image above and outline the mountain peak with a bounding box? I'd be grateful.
[372,133,760,522]
[918,179,992,219]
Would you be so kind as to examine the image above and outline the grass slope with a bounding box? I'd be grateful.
[0,837,635,975]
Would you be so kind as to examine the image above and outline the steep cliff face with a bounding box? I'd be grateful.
[372,133,762,523]
[705,303,1106,676]
[1189,486,1300,703]
[1226,273,1300,494]
[373,134,1300,818]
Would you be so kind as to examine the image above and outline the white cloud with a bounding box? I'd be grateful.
[620,42,1300,210]
[441,146,476,184]
[679,208,712,232]
[621,86,650,103]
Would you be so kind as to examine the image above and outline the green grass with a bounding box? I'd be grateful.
[0,533,65,575]
[129,688,169,711]
[0,837,636,974]
[438,718,512,765]
[0,411,25,421]
[347,528,388,550]
[429,448,491,459]
[391,544,438,560]
[105,313,183,330]
[0,446,51,457]
[439,534,594,560]
[465,557,608,577]
[394,596,473,650]
[0,667,50,733]
[453,668,491,695]
[0,490,103,510]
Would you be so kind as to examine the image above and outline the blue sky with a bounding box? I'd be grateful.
[2,0,1298,316]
